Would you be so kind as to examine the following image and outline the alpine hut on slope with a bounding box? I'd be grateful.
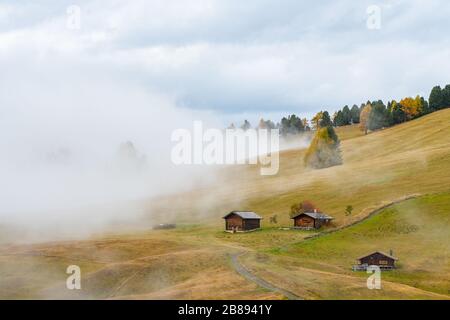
[353,251,398,271]
[291,209,333,229]
[223,211,262,232]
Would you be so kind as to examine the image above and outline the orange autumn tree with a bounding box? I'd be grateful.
[399,95,423,120]
[290,200,319,217]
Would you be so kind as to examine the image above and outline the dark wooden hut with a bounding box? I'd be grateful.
[291,210,333,229]
[223,211,262,232]
[353,251,398,270]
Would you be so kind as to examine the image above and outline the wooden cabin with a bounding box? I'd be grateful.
[291,210,333,229]
[353,251,398,271]
[223,211,262,232]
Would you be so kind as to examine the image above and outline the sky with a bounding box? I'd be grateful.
[0,0,450,233]
[1,0,450,123]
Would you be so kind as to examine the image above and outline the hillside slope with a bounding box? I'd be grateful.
[241,193,450,299]
[0,109,449,299]
[184,108,450,228]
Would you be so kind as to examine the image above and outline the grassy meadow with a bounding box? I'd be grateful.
[1,109,450,299]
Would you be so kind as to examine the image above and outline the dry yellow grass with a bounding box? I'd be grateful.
[1,109,450,299]
[241,253,449,300]
[144,109,450,231]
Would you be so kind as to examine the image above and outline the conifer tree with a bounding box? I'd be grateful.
[304,126,342,169]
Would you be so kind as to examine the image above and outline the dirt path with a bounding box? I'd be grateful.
[229,252,301,300]
[228,250,449,300]
[257,258,450,299]
[226,194,449,300]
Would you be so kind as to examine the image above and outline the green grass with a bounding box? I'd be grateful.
[271,193,450,295]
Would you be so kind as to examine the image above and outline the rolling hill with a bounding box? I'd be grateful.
[1,109,450,299]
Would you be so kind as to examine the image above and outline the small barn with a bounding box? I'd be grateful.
[291,210,333,229]
[223,211,262,232]
[353,251,398,271]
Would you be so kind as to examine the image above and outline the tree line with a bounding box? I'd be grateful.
[318,83,450,134]
[230,83,450,135]
[228,115,310,135]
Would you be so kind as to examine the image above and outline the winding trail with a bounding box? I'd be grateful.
[2,193,442,299]
[227,194,430,300]
[229,252,301,300]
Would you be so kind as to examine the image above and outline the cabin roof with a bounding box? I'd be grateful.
[357,251,398,261]
[291,211,334,220]
[223,211,262,220]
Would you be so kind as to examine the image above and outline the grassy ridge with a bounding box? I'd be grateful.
[159,109,450,230]
[265,193,450,296]
[1,109,450,299]
[230,108,450,228]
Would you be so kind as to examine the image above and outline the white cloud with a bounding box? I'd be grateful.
[2,1,450,115]
[1,0,450,235]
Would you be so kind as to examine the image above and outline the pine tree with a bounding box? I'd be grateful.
[421,97,430,115]
[429,85,444,111]
[443,84,450,108]
[240,120,251,130]
[320,111,333,128]
[333,110,345,127]
[391,100,407,124]
[350,104,360,124]
[279,115,304,135]
[342,105,352,125]
[304,126,342,169]
[368,100,389,131]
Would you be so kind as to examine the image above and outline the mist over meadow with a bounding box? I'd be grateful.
[1,0,450,240]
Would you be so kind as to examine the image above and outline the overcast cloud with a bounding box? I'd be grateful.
[1,0,450,118]
[1,0,449,233]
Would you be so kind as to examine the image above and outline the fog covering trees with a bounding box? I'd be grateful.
[368,100,391,131]
[117,141,147,172]
[229,83,450,170]
[280,114,309,135]
[240,120,252,130]
[231,83,450,144]
[304,116,342,169]
[350,105,361,124]
[359,103,372,135]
